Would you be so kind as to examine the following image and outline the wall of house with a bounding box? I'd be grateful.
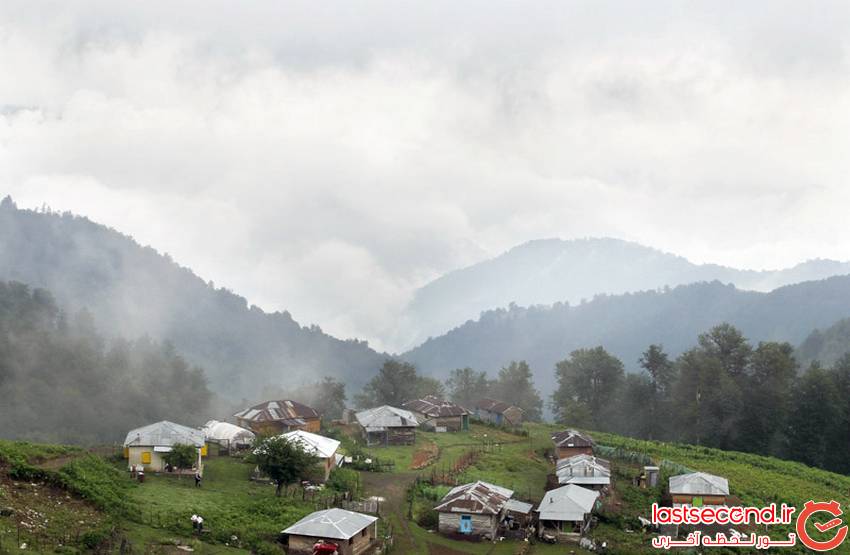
[127,446,203,475]
[421,415,465,432]
[238,417,321,436]
[437,512,496,539]
[363,428,415,446]
[286,525,375,555]
[556,446,594,459]
[502,407,523,426]
[672,494,727,506]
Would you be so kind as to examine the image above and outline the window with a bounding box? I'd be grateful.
[692,496,704,507]
[361,528,367,537]
[460,515,473,534]
[141,451,152,464]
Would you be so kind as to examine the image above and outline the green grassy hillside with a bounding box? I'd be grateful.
[3,424,850,554]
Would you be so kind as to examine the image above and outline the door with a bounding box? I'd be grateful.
[459,515,473,534]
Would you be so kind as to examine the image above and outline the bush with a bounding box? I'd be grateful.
[80,528,110,550]
[417,509,439,529]
[327,468,361,497]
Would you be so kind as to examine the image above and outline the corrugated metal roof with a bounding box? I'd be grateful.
[669,472,729,496]
[281,430,340,459]
[434,481,514,515]
[281,508,377,540]
[476,398,522,415]
[537,485,599,522]
[556,454,611,486]
[403,396,469,417]
[123,421,205,448]
[355,406,419,431]
[202,420,255,443]
[233,399,319,423]
[551,429,595,448]
[505,499,534,514]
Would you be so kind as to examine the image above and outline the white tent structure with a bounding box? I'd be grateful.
[202,420,255,451]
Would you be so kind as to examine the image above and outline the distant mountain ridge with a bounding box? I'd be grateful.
[402,237,850,348]
[0,197,386,399]
[403,276,850,393]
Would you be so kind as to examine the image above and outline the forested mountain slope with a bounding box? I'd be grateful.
[403,237,850,347]
[0,197,385,399]
[404,277,850,390]
[797,317,850,368]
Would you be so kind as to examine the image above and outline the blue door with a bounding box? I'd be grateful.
[459,515,472,534]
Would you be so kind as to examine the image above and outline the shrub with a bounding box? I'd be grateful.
[327,468,361,497]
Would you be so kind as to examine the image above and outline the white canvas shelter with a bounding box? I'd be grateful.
[202,420,255,447]
[537,485,600,523]
[281,430,340,460]
[124,421,205,449]
[669,472,729,496]
[282,508,378,540]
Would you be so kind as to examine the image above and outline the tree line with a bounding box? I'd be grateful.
[551,322,850,475]
[0,281,211,443]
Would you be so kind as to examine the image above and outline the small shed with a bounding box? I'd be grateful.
[551,429,595,460]
[281,508,378,555]
[669,472,729,507]
[503,499,534,530]
[537,485,600,542]
[123,421,206,475]
[474,398,524,428]
[555,454,611,490]
[354,406,419,446]
[434,481,514,540]
[234,399,321,435]
[281,430,342,482]
[403,396,469,432]
[202,420,255,454]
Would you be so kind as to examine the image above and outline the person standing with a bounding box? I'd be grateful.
[194,471,202,487]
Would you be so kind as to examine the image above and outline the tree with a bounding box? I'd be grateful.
[446,367,490,408]
[163,443,197,477]
[250,435,319,496]
[491,361,543,421]
[312,377,347,420]
[638,344,677,440]
[639,344,676,397]
[697,323,752,378]
[787,363,842,469]
[415,376,446,399]
[356,359,421,407]
[551,347,625,428]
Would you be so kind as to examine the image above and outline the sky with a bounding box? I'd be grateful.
[2,1,850,351]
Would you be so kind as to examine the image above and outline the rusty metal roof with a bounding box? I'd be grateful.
[551,429,595,448]
[403,395,469,417]
[475,398,522,415]
[233,399,319,423]
[434,481,514,515]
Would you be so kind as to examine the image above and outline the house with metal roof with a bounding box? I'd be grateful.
[281,508,378,555]
[537,484,600,542]
[551,429,595,460]
[403,395,469,432]
[354,406,419,446]
[474,398,524,428]
[282,430,342,481]
[234,399,321,435]
[123,421,206,474]
[434,481,514,540]
[669,472,729,507]
[202,420,255,454]
[555,454,611,490]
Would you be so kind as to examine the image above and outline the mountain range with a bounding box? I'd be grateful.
[402,237,850,347]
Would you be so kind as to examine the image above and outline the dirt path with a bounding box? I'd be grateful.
[360,470,421,552]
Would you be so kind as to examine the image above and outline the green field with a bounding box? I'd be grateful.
[4,423,850,554]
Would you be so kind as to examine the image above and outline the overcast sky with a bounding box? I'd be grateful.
[2,1,850,351]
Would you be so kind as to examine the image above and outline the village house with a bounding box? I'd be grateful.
[354,405,419,446]
[474,398,524,428]
[555,454,611,490]
[234,400,321,435]
[403,395,470,432]
[202,420,255,455]
[669,472,729,507]
[551,429,595,459]
[433,481,514,540]
[536,484,600,542]
[281,508,378,555]
[281,430,342,482]
[123,421,206,475]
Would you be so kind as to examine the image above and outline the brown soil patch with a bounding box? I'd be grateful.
[411,442,439,470]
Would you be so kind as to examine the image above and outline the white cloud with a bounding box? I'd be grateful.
[2,1,850,350]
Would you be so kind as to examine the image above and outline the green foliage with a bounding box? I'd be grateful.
[57,455,133,513]
[164,444,198,471]
[552,347,624,427]
[0,281,211,444]
[327,467,361,496]
[248,436,318,495]
[445,367,490,408]
[489,361,543,421]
